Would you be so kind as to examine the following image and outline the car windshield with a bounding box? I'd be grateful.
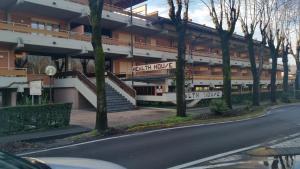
[0,152,48,169]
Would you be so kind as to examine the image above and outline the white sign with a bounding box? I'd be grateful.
[132,62,176,72]
[185,91,223,101]
[30,80,42,96]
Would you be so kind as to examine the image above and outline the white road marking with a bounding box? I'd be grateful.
[167,145,260,169]
[18,113,268,156]
[168,132,300,169]
[185,161,251,169]
[18,104,296,156]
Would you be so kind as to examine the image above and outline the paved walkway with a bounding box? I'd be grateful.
[71,107,175,129]
[71,104,249,129]
[0,126,89,144]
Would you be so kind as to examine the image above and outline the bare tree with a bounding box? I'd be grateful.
[265,0,285,103]
[258,0,272,86]
[290,0,300,90]
[201,0,241,108]
[89,0,108,131]
[280,1,294,94]
[240,0,261,106]
[167,0,189,117]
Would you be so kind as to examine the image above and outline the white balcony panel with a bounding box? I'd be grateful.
[21,0,161,31]
[24,0,85,13]
[0,30,92,52]
[0,77,27,88]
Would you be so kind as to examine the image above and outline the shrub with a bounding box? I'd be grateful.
[296,90,300,100]
[280,93,291,103]
[209,99,230,115]
[0,103,72,136]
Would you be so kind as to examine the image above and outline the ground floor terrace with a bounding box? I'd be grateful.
[0,45,289,109]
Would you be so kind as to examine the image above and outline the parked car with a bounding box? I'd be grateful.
[0,151,126,169]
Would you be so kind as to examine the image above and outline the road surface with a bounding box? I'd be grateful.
[24,105,300,169]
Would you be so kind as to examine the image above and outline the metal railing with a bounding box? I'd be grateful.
[55,71,136,98]
[0,20,272,64]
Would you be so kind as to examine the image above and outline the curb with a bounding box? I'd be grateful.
[265,102,300,114]
[0,125,91,144]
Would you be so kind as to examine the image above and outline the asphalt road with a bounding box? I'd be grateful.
[25,105,300,169]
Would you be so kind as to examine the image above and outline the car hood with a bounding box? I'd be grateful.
[32,157,126,169]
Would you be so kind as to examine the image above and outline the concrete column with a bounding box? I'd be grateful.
[66,56,72,71]
[5,10,11,22]
[10,91,17,106]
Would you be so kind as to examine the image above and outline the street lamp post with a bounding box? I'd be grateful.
[45,65,57,103]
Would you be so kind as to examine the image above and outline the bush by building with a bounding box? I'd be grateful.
[209,99,230,115]
[0,103,72,136]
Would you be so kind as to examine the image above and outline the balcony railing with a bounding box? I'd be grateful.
[0,67,27,77]
[66,1,151,20]
[0,20,270,64]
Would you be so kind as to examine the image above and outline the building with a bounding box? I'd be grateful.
[0,0,285,111]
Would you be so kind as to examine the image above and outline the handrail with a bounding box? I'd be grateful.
[55,71,96,93]
[106,71,136,98]
[55,71,136,98]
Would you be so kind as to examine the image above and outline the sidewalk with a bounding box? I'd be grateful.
[0,125,90,144]
[70,104,251,129]
[71,107,175,129]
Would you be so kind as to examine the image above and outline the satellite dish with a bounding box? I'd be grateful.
[45,65,57,76]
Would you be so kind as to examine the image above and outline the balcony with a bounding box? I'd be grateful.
[0,68,27,77]
[0,67,27,88]
[64,1,151,20]
[0,20,279,70]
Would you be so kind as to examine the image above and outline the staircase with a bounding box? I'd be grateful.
[105,84,135,112]
[55,71,136,113]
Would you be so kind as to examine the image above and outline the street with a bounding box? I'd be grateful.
[22,105,300,169]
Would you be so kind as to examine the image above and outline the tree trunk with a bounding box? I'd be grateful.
[247,36,260,106]
[282,46,289,93]
[269,45,278,103]
[295,49,300,90]
[296,62,300,90]
[81,60,88,75]
[176,28,186,117]
[89,0,108,131]
[220,34,232,109]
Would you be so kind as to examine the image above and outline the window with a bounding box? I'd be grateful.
[38,22,45,30]
[53,24,60,32]
[31,20,60,36]
[31,22,38,29]
[46,24,52,31]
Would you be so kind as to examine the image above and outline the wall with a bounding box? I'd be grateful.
[10,12,68,30]
[54,88,79,109]
[0,46,15,69]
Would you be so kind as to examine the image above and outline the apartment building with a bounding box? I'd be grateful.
[0,0,285,111]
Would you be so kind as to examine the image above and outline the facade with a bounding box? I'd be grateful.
[0,0,286,110]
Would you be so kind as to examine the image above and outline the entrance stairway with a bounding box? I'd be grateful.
[105,84,135,112]
[55,71,136,113]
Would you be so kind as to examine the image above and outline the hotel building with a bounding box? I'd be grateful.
[0,0,285,112]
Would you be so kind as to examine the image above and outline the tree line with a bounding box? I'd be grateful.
[168,0,300,117]
[88,0,299,132]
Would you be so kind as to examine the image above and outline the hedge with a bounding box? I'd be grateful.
[231,91,284,104]
[138,91,286,108]
[0,103,72,136]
